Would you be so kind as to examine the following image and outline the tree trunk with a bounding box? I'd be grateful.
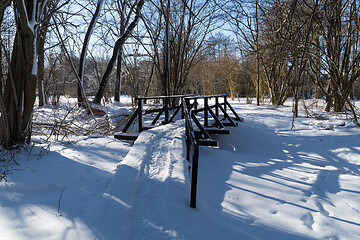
[0,0,45,147]
[0,0,11,97]
[0,41,3,96]
[37,31,46,107]
[93,0,144,104]
[2,34,37,146]
[114,51,123,102]
[78,0,104,107]
[255,0,260,106]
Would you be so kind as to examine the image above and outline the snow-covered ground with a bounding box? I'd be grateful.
[1,98,360,239]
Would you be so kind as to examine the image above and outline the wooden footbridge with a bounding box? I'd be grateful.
[114,94,242,208]
[115,94,242,146]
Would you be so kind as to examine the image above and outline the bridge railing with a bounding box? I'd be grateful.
[120,95,192,135]
[183,100,199,208]
[115,94,243,208]
[182,95,243,208]
[119,94,242,137]
[183,95,243,146]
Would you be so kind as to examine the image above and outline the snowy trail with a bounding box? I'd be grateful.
[126,121,185,239]
[89,121,188,240]
[90,105,360,239]
[3,99,360,239]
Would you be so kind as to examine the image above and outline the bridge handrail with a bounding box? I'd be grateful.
[118,94,243,208]
[183,99,199,208]
[135,94,196,101]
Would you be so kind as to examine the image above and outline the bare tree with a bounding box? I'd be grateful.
[96,0,139,102]
[0,0,49,147]
[218,0,262,103]
[93,0,145,104]
[320,0,359,114]
[0,0,13,96]
[77,0,104,107]
[37,0,70,107]
[141,0,218,97]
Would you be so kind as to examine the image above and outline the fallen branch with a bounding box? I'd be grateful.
[57,185,67,216]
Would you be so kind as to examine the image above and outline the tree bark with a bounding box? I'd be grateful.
[37,28,47,107]
[0,0,48,147]
[114,2,126,102]
[78,0,104,107]
[114,50,123,102]
[93,0,144,104]
[255,0,260,106]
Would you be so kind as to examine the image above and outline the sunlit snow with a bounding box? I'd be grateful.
[1,97,360,239]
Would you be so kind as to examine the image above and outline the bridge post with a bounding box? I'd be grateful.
[204,97,209,128]
[190,146,199,208]
[181,97,185,119]
[164,97,169,123]
[138,98,143,132]
[215,96,219,117]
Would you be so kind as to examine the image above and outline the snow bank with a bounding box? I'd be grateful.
[0,137,132,240]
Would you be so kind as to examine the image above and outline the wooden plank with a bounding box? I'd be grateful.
[204,128,230,135]
[114,133,139,141]
[233,117,243,122]
[191,112,211,139]
[144,105,179,114]
[218,104,237,127]
[197,139,218,147]
[138,99,143,132]
[204,97,209,127]
[164,98,169,123]
[222,122,238,127]
[122,108,140,133]
[151,109,164,125]
[225,100,243,122]
[169,105,181,122]
[207,106,224,128]
[142,125,155,130]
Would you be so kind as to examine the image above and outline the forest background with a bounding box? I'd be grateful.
[0,0,360,147]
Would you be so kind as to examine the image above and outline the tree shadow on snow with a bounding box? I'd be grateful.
[0,141,130,240]
[197,119,360,239]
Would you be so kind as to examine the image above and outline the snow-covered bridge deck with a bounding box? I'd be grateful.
[92,121,189,239]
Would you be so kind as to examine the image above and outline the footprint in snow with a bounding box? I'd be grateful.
[316,202,330,216]
[300,176,310,181]
[245,218,255,225]
[302,190,312,197]
[301,212,314,230]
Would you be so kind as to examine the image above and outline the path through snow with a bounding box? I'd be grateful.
[88,121,189,239]
[92,101,360,240]
[1,99,360,240]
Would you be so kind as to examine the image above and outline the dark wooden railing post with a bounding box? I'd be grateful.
[181,97,185,119]
[204,97,209,128]
[215,96,219,118]
[185,98,190,112]
[183,99,199,208]
[138,98,143,132]
[224,95,227,113]
[184,103,190,161]
[164,97,169,123]
[190,143,199,208]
